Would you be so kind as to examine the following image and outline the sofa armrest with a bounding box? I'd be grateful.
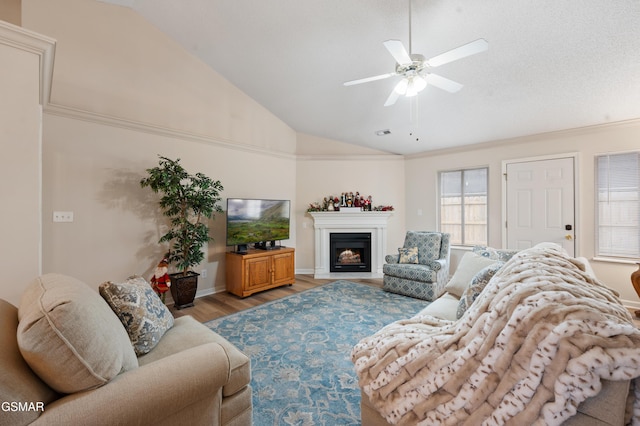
[32,342,231,425]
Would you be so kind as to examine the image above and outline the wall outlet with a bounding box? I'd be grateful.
[53,211,74,222]
[200,269,207,278]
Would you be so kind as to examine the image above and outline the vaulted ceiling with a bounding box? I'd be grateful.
[99,0,640,155]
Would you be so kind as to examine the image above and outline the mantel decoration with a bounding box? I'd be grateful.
[306,191,394,212]
[140,156,224,309]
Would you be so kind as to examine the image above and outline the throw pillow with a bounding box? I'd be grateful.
[444,252,499,298]
[472,245,519,262]
[398,247,419,264]
[456,261,505,319]
[17,274,138,394]
[99,276,174,356]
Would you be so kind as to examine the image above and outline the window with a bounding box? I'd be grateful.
[439,167,488,246]
[596,152,640,259]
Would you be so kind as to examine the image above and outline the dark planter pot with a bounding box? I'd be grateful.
[169,271,200,309]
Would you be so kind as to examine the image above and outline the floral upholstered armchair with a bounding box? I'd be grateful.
[382,231,451,301]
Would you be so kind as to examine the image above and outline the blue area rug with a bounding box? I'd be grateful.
[205,280,428,425]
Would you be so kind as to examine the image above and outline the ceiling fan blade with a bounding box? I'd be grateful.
[384,88,400,107]
[424,73,463,93]
[426,38,488,68]
[383,39,412,65]
[344,72,396,86]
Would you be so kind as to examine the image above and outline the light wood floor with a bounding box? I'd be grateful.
[169,275,383,323]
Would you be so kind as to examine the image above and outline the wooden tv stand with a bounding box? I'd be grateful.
[225,247,295,297]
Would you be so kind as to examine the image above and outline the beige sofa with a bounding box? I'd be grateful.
[0,274,252,426]
[357,245,636,425]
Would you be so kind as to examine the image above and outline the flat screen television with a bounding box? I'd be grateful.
[226,198,291,252]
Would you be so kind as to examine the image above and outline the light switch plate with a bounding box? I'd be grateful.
[53,211,74,222]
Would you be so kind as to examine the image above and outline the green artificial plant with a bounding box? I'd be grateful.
[140,156,224,275]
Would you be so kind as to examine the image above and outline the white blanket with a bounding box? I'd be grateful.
[352,246,640,425]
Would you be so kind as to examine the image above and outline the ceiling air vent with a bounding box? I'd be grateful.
[375,129,391,136]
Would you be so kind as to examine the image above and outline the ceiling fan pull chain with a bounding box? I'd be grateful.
[408,0,412,54]
[410,97,419,130]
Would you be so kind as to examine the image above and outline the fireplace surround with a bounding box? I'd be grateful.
[308,211,392,279]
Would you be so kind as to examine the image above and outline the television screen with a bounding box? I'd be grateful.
[226,198,291,247]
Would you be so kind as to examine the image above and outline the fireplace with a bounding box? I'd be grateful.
[308,211,392,279]
[330,233,371,272]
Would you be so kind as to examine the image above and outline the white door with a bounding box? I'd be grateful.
[505,157,575,256]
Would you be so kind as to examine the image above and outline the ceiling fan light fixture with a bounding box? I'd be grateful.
[394,78,409,95]
[413,75,427,92]
[405,82,418,97]
[405,76,427,97]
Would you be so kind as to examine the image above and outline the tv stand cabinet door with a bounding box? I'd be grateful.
[245,256,271,290]
[272,251,295,286]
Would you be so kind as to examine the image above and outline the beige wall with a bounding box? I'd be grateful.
[0,21,54,305]
[405,121,640,307]
[19,0,298,298]
[0,0,21,26]
[42,114,296,295]
[296,133,406,272]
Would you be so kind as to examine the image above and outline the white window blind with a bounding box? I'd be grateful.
[439,168,488,246]
[596,152,640,258]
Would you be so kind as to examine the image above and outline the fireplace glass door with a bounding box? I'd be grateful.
[330,232,372,272]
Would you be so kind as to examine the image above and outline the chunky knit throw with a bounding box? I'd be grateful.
[352,245,640,425]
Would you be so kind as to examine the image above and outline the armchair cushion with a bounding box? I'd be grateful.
[383,263,437,283]
[398,247,419,264]
[17,274,138,394]
[99,276,174,356]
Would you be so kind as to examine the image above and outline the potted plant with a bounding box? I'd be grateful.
[140,156,224,309]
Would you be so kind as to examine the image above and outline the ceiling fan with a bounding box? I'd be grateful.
[343,4,488,106]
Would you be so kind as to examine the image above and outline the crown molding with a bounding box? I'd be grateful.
[43,102,297,160]
[296,153,404,162]
[0,20,56,106]
[406,117,640,160]
[43,103,405,162]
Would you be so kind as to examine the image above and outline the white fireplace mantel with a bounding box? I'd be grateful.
[309,211,393,279]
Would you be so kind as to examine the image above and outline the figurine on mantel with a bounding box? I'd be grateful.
[306,192,389,212]
[363,195,372,211]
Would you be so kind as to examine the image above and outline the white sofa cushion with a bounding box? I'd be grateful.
[444,252,500,298]
[415,292,460,321]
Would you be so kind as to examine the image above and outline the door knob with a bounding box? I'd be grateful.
[565,234,573,240]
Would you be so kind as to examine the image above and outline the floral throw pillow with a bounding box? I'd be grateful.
[456,261,505,319]
[398,247,419,264]
[99,276,174,356]
[472,246,519,262]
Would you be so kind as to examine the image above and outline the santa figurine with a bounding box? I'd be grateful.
[150,256,171,303]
